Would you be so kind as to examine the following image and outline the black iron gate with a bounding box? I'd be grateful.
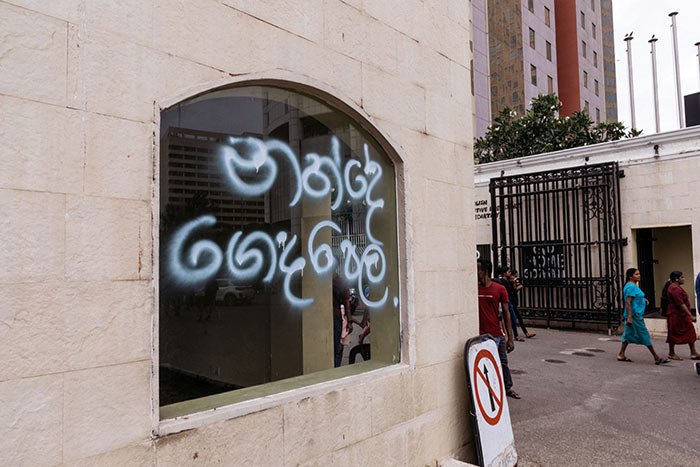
[490,162,625,329]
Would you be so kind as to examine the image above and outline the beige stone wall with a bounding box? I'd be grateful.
[0,1,478,466]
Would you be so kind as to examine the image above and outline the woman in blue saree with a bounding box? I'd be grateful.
[617,268,670,364]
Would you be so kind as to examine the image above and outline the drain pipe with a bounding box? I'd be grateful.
[669,12,685,128]
[624,32,636,129]
[649,36,660,133]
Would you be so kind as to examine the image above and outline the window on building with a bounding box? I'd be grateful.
[470,59,475,96]
[158,84,401,418]
[596,108,601,123]
[583,70,588,88]
[529,28,536,49]
[545,7,551,27]
[546,41,552,61]
[531,64,537,85]
[592,23,597,39]
[547,75,554,94]
[528,0,534,13]
[582,41,587,58]
[580,11,585,29]
[594,79,599,96]
[584,100,590,111]
[594,51,598,68]
[591,0,595,11]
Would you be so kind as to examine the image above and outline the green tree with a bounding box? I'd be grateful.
[474,94,641,164]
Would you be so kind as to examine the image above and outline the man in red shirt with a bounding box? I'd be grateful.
[478,258,519,399]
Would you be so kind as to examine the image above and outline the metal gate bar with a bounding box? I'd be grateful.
[489,163,624,329]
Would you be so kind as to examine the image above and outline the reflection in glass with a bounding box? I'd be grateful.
[159,86,400,408]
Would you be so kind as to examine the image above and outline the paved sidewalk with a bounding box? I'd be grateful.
[505,328,700,467]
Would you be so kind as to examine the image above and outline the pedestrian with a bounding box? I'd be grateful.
[617,268,669,364]
[495,266,522,342]
[477,259,520,399]
[662,271,700,360]
[510,269,535,339]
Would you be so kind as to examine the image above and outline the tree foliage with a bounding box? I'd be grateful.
[474,94,642,164]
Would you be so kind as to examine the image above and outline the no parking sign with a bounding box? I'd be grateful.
[464,335,517,467]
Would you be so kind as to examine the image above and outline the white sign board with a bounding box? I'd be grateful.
[467,338,517,467]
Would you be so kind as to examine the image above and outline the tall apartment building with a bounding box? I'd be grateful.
[471,0,618,139]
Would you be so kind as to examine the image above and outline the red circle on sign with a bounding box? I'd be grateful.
[472,348,504,426]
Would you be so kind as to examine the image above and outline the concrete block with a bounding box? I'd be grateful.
[84,114,153,200]
[323,0,400,74]
[434,359,469,408]
[397,40,452,95]
[415,315,461,367]
[450,61,471,105]
[413,270,468,321]
[361,66,425,133]
[407,408,469,466]
[0,95,84,194]
[156,407,284,466]
[412,364,439,416]
[0,3,67,105]
[152,0,256,76]
[81,30,159,122]
[283,385,369,465]
[65,195,150,281]
[224,0,324,43]
[369,372,414,435]
[332,426,408,467]
[422,3,470,65]
[66,23,86,110]
[0,282,66,381]
[63,361,152,461]
[425,180,463,227]
[0,190,66,284]
[400,129,458,186]
[64,280,152,371]
[0,374,63,467]
[2,0,82,23]
[65,441,154,467]
[413,224,463,272]
[426,90,472,144]
[85,0,153,47]
[363,0,424,41]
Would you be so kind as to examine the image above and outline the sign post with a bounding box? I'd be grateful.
[464,335,517,467]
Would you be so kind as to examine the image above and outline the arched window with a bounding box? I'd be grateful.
[158,84,401,417]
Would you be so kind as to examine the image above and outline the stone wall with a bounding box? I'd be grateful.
[0,1,478,465]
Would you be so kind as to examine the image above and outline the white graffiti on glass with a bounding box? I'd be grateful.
[169,136,392,309]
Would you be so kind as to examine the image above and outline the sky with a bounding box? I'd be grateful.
[613,1,700,134]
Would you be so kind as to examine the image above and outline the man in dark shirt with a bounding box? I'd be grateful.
[478,259,519,399]
[332,273,352,367]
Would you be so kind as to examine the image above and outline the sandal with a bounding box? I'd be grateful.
[668,354,683,361]
[515,336,525,342]
[655,358,671,365]
[617,356,632,362]
[506,389,521,399]
[690,355,700,360]
[525,332,536,338]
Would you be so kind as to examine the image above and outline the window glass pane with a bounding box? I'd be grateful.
[592,23,596,39]
[531,64,537,86]
[583,70,588,87]
[582,41,587,58]
[159,85,401,411]
[529,28,536,49]
[546,41,552,61]
[580,11,585,28]
[595,79,599,96]
[547,75,554,94]
[544,7,551,27]
[528,0,534,12]
[594,51,598,68]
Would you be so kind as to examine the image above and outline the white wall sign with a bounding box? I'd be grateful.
[465,337,517,467]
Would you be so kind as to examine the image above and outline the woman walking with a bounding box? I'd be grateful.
[663,271,699,360]
[617,268,670,364]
